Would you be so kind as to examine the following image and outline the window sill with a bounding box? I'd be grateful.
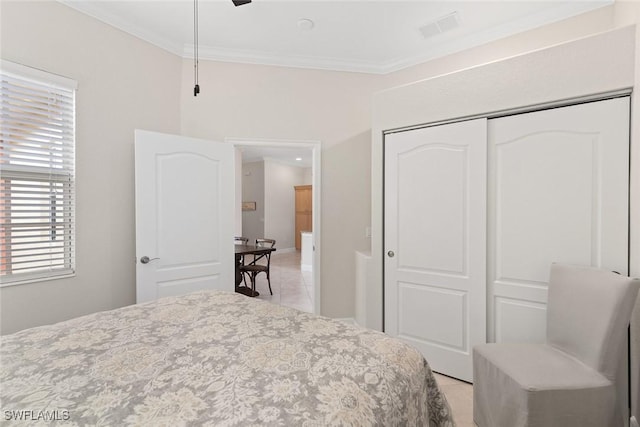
[1,272,76,288]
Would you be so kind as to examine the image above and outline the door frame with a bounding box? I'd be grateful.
[226,137,322,315]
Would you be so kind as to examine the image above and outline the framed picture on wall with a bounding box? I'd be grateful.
[242,201,256,211]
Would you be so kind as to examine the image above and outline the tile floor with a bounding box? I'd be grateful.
[250,250,314,313]
[247,250,475,425]
[434,373,475,427]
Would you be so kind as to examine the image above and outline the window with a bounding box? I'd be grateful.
[1,61,77,285]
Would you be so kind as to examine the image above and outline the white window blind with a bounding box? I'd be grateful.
[1,61,77,285]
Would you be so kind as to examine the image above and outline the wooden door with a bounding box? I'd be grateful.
[135,130,235,303]
[384,118,487,382]
[295,185,312,250]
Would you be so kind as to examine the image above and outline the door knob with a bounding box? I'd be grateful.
[387,251,395,258]
[140,256,160,264]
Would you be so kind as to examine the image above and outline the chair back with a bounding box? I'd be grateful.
[254,238,275,264]
[256,238,276,248]
[546,263,640,380]
[234,236,249,245]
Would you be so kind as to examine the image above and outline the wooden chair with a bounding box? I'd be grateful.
[239,238,275,295]
[234,236,249,245]
[234,236,250,266]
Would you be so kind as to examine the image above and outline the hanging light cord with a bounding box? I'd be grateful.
[193,0,200,96]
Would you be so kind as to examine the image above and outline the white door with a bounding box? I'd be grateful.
[135,130,235,303]
[487,97,630,344]
[384,118,487,382]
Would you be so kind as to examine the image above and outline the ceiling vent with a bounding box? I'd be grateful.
[419,12,459,39]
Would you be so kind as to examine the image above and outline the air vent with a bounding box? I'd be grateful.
[419,12,459,39]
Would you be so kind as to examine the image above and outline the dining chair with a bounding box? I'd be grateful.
[473,263,640,427]
[239,238,276,295]
[234,236,249,245]
[234,236,250,267]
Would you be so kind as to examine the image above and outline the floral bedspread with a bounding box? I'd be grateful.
[0,290,454,426]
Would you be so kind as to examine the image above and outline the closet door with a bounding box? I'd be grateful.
[384,118,487,382]
[487,97,630,344]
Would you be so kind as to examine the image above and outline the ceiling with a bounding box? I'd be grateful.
[239,145,313,167]
[58,0,611,165]
[59,0,612,75]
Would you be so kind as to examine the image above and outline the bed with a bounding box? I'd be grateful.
[0,290,454,426]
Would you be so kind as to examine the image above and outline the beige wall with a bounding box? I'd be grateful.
[264,160,307,251]
[0,1,182,334]
[240,160,309,250]
[381,5,616,89]
[234,148,243,236]
[302,167,313,185]
[241,161,265,243]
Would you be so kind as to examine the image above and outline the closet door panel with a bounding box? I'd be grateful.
[488,97,630,344]
[497,132,595,282]
[385,118,487,382]
[397,145,466,273]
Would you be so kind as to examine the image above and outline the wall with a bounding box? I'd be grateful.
[234,148,243,236]
[0,1,182,334]
[241,161,265,243]
[381,5,615,89]
[302,167,312,185]
[179,60,380,319]
[264,160,306,251]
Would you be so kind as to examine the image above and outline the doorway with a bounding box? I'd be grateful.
[227,138,321,315]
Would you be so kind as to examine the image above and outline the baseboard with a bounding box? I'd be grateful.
[301,264,312,271]
[274,247,296,254]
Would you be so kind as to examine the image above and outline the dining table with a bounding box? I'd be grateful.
[234,244,276,297]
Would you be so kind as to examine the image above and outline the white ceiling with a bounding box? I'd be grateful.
[239,145,313,167]
[59,0,612,74]
[59,0,611,165]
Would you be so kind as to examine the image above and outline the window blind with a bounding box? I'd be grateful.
[1,61,77,285]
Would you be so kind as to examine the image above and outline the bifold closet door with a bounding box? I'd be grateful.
[487,97,630,344]
[384,118,487,382]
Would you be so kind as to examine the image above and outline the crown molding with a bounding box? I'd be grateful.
[380,0,613,74]
[57,0,612,75]
[58,0,184,57]
[183,44,387,74]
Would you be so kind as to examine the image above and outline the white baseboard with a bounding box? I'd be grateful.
[274,247,296,254]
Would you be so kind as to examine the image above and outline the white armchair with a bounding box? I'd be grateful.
[473,263,640,427]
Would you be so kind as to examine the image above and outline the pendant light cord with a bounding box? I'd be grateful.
[193,0,200,96]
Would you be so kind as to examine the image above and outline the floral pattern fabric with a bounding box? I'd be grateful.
[0,291,455,426]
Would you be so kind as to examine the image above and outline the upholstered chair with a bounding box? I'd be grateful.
[473,263,640,427]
